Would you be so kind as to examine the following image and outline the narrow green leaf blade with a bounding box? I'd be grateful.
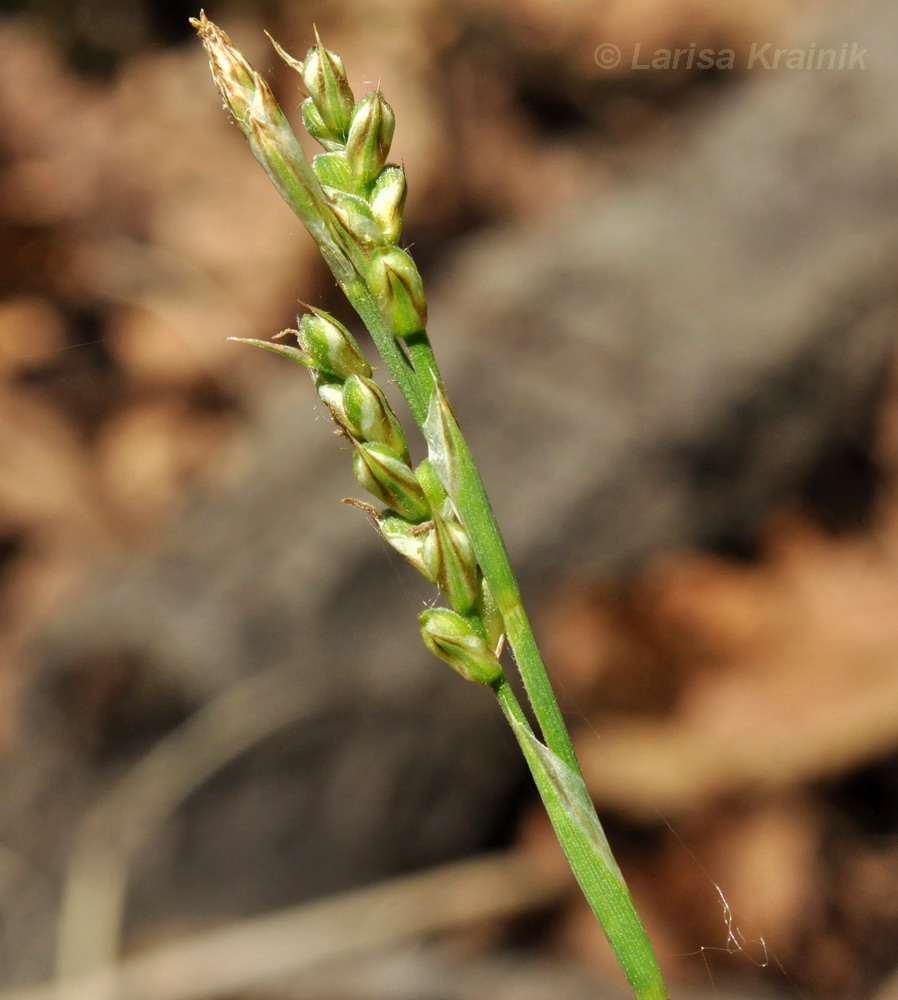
[498,686,669,1000]
[228,337,312,366]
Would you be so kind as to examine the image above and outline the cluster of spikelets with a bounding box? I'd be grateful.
[270,31,430,335]
[268,307,506,687]
[196,16,507,689]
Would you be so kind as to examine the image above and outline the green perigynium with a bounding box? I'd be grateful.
[419,608,504,687]
[192,13,670,1000]
[346,91,396,183]
[370,165,407,244]
[379,514,436,580]
[352,442,430,523]
[325,189,385,245]
[302,98,345,151]
[298,308,371,378]
[422,511,480,617]
[367,246,428,337]
[311,150,356,191]
[341,375,410,458]
[301,31,355,137]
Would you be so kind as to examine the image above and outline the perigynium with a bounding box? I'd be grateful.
[191,13,671,1000]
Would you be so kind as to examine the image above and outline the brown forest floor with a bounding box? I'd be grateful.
[2,2,898,998]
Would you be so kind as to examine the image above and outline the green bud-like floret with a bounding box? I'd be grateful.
[479,578,506,654]
[422,515,480,616]
[419,609,504,686]
[298,308,371,379]
[302,37,355,137]
[302,98,345,151]
[341,375,409,458]
[312,150,356,191]
[353,443,430,523]
[370,165,407,244]
[367,246,427,338]
[346,91,395,184]
[325,190,384,245]
[379,515,436,580]
[314,378,347,425]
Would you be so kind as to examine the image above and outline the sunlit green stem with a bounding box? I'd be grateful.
[494,679,668,1000]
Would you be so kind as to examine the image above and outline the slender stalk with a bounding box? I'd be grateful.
[402,333,444,395]
[340,276,428,422]
[494,679,668,1000]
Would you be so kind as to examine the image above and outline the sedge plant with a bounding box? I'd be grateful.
[191,14,670,1000]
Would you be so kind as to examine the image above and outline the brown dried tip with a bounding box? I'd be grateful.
[190,10,260,125]
[190,10,233,55]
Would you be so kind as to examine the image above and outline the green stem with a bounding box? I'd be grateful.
[403,331,444,395]
[451,438,578,770]
[340,276,428,423]
[494,679,669,1000]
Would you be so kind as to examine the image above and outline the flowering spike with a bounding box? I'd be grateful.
[191,13,353,280]
[193,21,672,996]
[419,609,504,687]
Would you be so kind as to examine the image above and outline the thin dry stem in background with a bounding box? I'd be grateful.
[0,851,563,1000]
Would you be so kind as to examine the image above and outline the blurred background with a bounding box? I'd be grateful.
[1,0,898,997]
